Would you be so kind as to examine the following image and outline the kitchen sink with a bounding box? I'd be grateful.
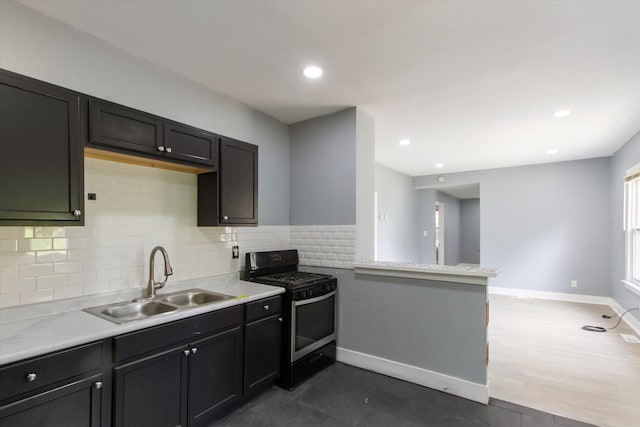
[85,300,177,324]
[83,289,234,324]
[161,289,233,307]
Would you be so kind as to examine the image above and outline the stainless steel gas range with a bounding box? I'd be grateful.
[245,249,337,390]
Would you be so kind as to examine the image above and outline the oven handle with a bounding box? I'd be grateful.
[293,290,336,306]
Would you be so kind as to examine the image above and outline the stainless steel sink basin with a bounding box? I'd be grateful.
[85,300,177,324]
[161,289,233,307]
[83,289,234,324]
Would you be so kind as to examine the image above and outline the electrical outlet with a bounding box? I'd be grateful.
[571,280,578,288]
[232,246,239,259]
[423,230,428,237]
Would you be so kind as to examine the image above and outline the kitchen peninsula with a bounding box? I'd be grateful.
[318,260,498,404]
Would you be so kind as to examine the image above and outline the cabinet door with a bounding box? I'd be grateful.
[164,122,218,167]
[188,325,243,426]
[0,374,103,427]
[89,98,163,156]
[219,137,258,225]
[245,314,282,396]
[0,70,83,225]
[113,346,188,427]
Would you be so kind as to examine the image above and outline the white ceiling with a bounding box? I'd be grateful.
[19,0,640,176]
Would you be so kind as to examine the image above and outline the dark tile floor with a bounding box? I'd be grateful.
[214,363,597,427]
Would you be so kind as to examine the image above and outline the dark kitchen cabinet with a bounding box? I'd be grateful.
[89,98,217,168]
[112,345,188,427]
[112,306,244,427]
[0,69,84,225]
[244,296,282,396]
[164,121,217,167]
[198,137,258,226]
[89,98,163,157]
[0,374,104,427]
[188,327,243,426]
[0,341,109,427]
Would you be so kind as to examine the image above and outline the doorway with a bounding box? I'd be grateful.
[435,201,444,265]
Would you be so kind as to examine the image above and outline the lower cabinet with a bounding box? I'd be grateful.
[113,346,188,427]
[111,306,245,427]
[0,374,104,427]
[0,340,109,427]
[188,327,243,425]
[244,296,283,396]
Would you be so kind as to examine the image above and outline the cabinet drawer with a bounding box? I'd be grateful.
[0,341,103,402]
[113,305,243,363]
[245,296,282,323]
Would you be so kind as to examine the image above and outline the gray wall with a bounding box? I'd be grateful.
[610,131,640,322]
[460,199,481,264]
[415,158,611,296]
[289,108,357,225]
[374,164,419,263]
[302,266,487,386]
[0,0,290,225]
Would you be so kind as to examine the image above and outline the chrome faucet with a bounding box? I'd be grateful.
[146,246,173,299]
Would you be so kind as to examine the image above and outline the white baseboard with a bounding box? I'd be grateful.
[488,286,640,335]
[488,286,613,305]
[336,347,489,404]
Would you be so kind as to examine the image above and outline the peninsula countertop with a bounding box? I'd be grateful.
[0,274,284,366]
[353,261,499,285]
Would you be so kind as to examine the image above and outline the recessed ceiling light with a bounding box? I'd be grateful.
[399,139,411,146]
[303,66,323,79]
[546,149,559,155]
[435,163,444,168]
[553,109,571,118]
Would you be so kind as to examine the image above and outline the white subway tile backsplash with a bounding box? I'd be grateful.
[53,261,84,274]
[19,263,53,278]
[18,238,52,252]
[0,278,36,293]
[69,271,97,286]
[37,275,69,289]
[19,289,53,305]
[291,225,356,269]
[0,293,19,308]
[36,250,68,263]
[0,159,360,307]
[53,285,84,300]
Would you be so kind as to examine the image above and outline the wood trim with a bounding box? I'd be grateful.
[84,147,212,174]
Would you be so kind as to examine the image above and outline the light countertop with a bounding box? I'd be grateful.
[0,274,284,366]
[353,261,498,285]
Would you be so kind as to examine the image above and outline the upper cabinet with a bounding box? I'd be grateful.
[89,99,217,168]
[198,137,258,226]
[89,99,162,156]
[219,137,258,225]
[0,70,84,226]
[163,121,217,167]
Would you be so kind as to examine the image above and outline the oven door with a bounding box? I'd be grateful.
[291,290,336,362]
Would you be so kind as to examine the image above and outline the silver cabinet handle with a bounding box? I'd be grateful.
[191,347,198,354]
[26,373,37,382]
[94,381,103,390]
[72,209,82,217]
[223,215,229,220]
[183,349,190,356]
[158,146,165,152]
[166,147,172,153]
[264,305,270,310]
[278,317,283,322]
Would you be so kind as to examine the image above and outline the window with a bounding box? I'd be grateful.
[625,164,640,287]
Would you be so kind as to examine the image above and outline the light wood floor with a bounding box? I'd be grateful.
[488,295,640,427]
